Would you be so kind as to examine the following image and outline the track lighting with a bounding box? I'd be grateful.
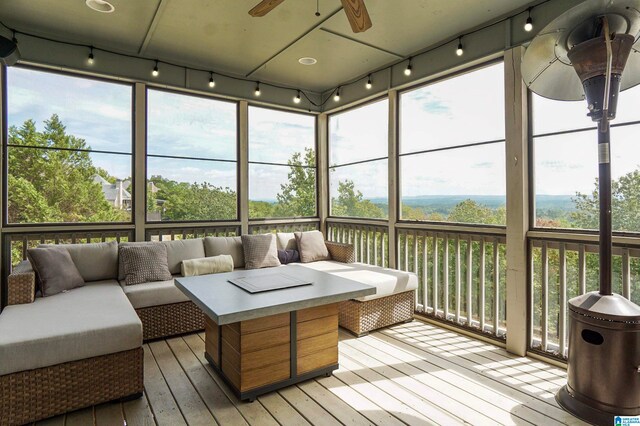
[333,87,340,102]
[208,72,215,88]
[366,74,372,89]
[152,60,159,77]
[294,90,302,104]
[456,38,464,56]
[87,47,94,65]
[524,8,533,32]
[254,82,261,96]
[404,58,412,76]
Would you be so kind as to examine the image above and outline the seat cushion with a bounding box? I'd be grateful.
[40,241,118,282]
[204,236,244,268]
[298,261,418,302]
[120,276,190,309]
[0,280,142,376]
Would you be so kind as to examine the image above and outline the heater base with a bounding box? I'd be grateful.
[557,385,636,426]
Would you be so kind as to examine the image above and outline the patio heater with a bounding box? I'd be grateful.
[522,0,640,424]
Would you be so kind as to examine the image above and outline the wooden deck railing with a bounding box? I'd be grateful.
[396,226,507,339]
[326,219,389,267]
[528,232,640,359]
[248,218,320,235]
[146,224,240,241]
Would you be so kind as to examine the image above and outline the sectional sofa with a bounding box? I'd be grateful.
[0,232,417,425]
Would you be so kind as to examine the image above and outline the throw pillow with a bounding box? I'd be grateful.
[27,247,85,297]
[241,234,281,269]
[181,255,234,277]
[119,244,173,286]
[277,249,300,264]
[294,230,330,263]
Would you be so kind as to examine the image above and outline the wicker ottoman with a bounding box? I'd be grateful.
[339,290,415,337]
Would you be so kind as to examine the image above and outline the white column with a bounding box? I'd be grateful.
[317,113,328,236]
[134,83,147,242]
[388,90,398,269]
[504,46,529,356]
[239,101,249,235]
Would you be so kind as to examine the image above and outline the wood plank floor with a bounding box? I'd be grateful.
[33,319,588,426]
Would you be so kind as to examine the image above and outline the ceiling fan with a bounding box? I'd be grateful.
[249,0,372,33]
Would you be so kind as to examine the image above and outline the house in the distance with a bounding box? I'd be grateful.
[93,175,131,211]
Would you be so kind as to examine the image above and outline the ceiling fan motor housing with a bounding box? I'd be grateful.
[567,33,634,121]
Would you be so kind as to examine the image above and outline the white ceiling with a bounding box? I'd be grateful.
[0,0,534,92]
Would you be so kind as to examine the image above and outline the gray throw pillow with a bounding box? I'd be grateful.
[27,247,85,297]
[119,244,173,286]
[241,234,281,270]
[294,230,330,263]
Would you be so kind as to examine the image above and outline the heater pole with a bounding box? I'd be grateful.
[598,118,612,295]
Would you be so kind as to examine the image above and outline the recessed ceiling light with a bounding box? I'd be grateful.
[298,57,317,65]
[86,0,115,13]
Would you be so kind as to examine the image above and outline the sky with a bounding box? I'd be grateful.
[7,64,640,207]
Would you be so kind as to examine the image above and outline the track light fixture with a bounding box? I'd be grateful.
[254,82,261,96]
[366,74,372,89]
[294,90,302,104]
[208,72,215,88]
[333,87,341,102]
[87,46,94,65]
[456,38,464,56]
[404,58,412,76]
[524,7,533,32]
[152,60,159,77]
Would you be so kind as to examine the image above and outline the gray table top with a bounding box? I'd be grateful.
[175,264,376,325]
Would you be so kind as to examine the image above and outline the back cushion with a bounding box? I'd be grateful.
[39,241,118,282]
[161,239,206,275]
[118,242,154,281]
[204,236,244,269]
[276,232,297,251]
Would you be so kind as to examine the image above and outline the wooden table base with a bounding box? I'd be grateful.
[204,303,339,401]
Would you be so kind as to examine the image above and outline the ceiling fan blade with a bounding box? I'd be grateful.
[249,0,286,17]
[340,0,372,33]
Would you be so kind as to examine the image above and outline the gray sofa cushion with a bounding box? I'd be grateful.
[40,241,118,282]
[0,280,142,376]
[276,232,297,250]
[118,239,206,279]
[241,234,280,269]
[120,276,190,309]
[298,260,418,302]
[295,230,330,263]
[120,244,173,286]
[27,247,85,296]
[204,236,244,268]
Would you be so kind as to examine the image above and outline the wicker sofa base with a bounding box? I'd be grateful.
[0,347,143,426]
[339,290,415,337]
[136,300,205,341]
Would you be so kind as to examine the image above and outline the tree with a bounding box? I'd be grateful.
[331,180,385,218]
[272,148,316,217]
[447,199,505,225]
[572,169,640,232]
[8,115,129,223]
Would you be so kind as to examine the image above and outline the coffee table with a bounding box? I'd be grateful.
[175,264,375,401]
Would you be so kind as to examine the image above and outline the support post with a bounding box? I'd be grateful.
[504,46,529,356]
[598,119,612,295]
[134,83,147,242]
[387,90,398,269]
[317,113,328,236]
[239,101,249,235]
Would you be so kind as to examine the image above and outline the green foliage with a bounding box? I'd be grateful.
[447,199,505,225]
[8,115,129,223]
[272,148,316,217]
[572,169,640,232]
[331,180,386,218]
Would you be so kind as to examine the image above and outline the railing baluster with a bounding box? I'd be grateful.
[623,248,631,300]
[579,244,586,295]
[360,227,365,263]
[455,235,461,323]
[422,232,429,313]
[433,235,439,317]
[541,241,549,352]
[559,243,567,358]
[529,240,535,347]
[403,231,409,272]
[480,238,486,332]
[366,227,371,265]
[443,235,450,320]
[413,231,418,276]
[466,236,473,327]
[493,238,499,337]
[373,229,379,266]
